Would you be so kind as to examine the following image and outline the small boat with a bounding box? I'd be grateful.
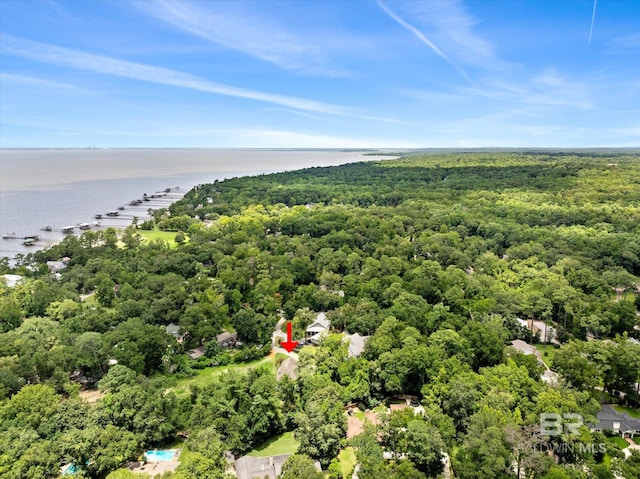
[78,223,91,230]
[117,206,125,211]
[23,238,36,246]
[92,221,101,227]
[41,225,52,232]
[62,226,75,234]
[106,211,120,217]
[95,214,103,219]
[2,232,17,239]
[143,196,150,202]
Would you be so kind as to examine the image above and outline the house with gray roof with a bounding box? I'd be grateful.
[277,357,298,381]
[165,323,184,343]
[306,312,330,345]
[345,332,368,358]
[217,331,238,348]
[593,404,640,438]
[187,345,206,360]
[234,453,291,479]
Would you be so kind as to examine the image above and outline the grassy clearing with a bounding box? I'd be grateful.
[612,404,640,418]
[170,354,275,396]
[136,228,186,248]
[605,435,629,449]
[338,447,357,477]
[82,293,97,305]
[247,431,300,457]
[609,290,636,303]
[533,343,558,368]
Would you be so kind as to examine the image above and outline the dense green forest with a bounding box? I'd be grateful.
[1,152,640,479]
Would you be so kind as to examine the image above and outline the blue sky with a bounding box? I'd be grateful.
[1,0,638,148]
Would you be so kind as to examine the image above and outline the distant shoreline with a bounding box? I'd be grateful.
[0,149,389,260]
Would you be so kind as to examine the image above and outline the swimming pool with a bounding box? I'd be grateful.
[145,449,178,462]
[61,463,79,476]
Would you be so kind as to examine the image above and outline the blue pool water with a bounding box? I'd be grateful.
[145,449,177,462]
[61,463,79,475]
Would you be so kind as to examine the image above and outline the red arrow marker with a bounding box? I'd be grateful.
[280,322,298,353]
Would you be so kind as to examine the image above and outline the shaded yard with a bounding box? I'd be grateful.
[533,343,558,368]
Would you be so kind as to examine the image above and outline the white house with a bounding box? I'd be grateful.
[306,312,330,344]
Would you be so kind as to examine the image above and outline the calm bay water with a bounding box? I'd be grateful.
[0,149,380,258]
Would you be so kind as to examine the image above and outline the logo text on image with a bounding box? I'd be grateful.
[540,413,584,437]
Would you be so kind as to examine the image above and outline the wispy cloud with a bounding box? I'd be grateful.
[201,128,421,149]
[376,0,472,83]
[135,0,352,76]
[460,70,592,110]
[0,34,399,123]
[261,107,322,120]
[0,72,75,89]
[528,70,592,109]
[604,32,640,55]
[379,0,504,72]
[588,0,598,46]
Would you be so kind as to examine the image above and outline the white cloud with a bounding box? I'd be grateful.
[197,128,421,149]
[136,0,355,76]
[0,34,399,123]
[380,0,504,71]
[604,32,640,55]
[0,72,75,89]
[376,0,472,83]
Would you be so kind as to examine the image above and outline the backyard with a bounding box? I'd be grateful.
[246,431,300,457]
[533,343,559,368]
[169,353,276,396]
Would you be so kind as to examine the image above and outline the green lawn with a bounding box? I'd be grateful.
[609,289,635,303]
[136,228,187,248]
[605,435,629,449]
[533,343,558,368]
[612,404,640,418]
[337,447,357,478]
[82,293,97,305]
[161,438,190,461]
[170,354,275,396]
[353,410,366,421]
[247,432,299,457]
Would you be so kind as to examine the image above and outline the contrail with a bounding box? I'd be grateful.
[588,0,598,45]
[376,0,472,84]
